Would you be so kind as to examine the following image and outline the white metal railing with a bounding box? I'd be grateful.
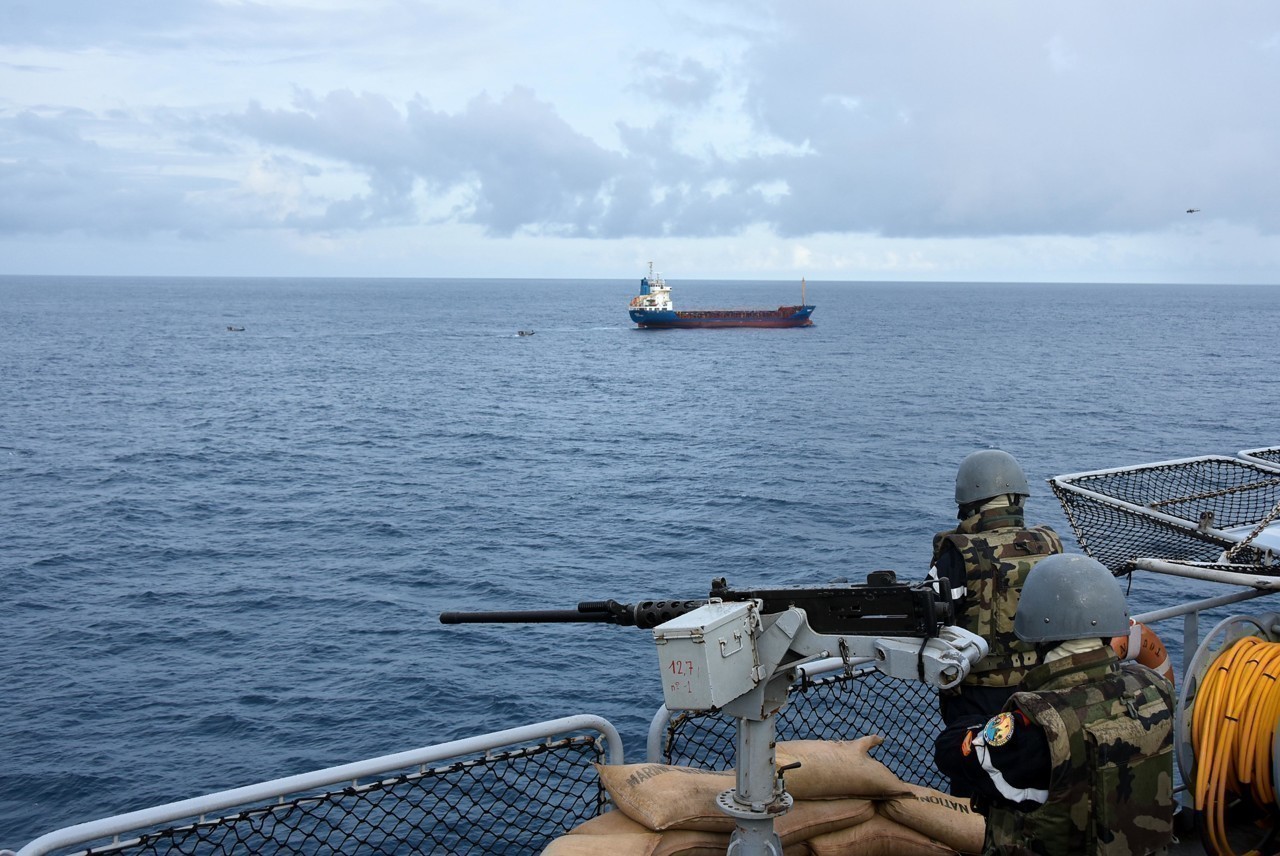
[10,714,623,856]
[1135,560,1280,686]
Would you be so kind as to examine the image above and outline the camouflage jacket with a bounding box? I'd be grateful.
[985,646,1175,856]
[932,507,1063,687]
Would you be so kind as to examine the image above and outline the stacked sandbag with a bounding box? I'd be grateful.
[541,735,984,855]
[776,736,983,854]
[878,782,985,854]
[541,808,817,856]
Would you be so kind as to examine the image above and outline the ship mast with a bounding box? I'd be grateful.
[801,277,806,307]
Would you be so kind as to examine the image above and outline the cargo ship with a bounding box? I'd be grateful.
[628,263,815,329]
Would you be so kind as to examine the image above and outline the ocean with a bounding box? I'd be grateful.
[2,275,1278,847]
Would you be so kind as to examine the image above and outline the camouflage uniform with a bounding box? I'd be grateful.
[931,504,1063,689]
[983,646,1175,856]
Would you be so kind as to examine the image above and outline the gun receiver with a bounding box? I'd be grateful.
[710,571,952,637]
[439,571,951,637]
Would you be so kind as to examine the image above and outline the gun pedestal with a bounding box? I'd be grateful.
[715,714,792,856]
[653,597,987,856]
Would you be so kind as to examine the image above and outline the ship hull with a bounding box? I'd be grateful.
[630,306,815,329]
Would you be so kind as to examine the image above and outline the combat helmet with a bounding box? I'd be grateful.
[954,449,1031,506]
[1014,553,1130,642]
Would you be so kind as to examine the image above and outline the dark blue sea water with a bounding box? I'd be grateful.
[2,276,1278,847]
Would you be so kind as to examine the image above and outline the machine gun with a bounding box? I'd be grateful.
[440,570,952,634]
[441,572,986,856]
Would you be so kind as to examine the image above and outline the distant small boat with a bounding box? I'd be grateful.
[628,263,815,329]
[517,330,535,337]
[226,326,245,332]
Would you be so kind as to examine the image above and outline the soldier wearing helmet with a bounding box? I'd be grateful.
[928,450,1064,795]
[934,554,1174,855]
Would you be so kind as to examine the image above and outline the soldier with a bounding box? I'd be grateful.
[929,449,1063,794]
[934,553,1175,856]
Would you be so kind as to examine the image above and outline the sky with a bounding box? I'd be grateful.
[1,0,1278,283]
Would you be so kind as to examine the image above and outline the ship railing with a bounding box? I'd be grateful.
[9,715,621,856]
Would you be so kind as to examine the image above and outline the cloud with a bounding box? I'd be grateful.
[0,0,393,51]
[631,52,720,107]
[0,157,223,238]
[737,2,1280,238]
[6,109,97,147]
[0,0,1276,281]
[221,87,625,235]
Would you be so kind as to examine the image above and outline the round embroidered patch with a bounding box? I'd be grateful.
[984,712,1016,747]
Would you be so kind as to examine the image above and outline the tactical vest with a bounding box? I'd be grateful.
[985,647,1175,856]
[932,510,1063,687]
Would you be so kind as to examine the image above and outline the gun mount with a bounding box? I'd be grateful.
[440,572,987,856]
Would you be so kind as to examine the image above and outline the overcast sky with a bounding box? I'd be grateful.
[1,1,1277,282]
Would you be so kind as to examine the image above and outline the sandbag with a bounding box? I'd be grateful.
[656,834,813,856]
[775,798,876,845]
[567,809,651,835]
[654,829,729,856]
[806,814,958,856]
[655,837,812,856]
[550,797,867,853]
[879,783,985,854]
[548,812,824,855]
[597,763,737,831]
[541,831,660,856]
[775,736,912,799]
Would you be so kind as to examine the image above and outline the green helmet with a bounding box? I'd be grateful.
[955,449,1031,505]
[1014,554,1130,642]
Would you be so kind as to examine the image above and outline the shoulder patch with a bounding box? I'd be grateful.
[984,712,1016,747]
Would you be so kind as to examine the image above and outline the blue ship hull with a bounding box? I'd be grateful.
[630,305,815,329]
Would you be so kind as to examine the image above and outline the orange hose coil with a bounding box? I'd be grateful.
[1191,635,1280,856]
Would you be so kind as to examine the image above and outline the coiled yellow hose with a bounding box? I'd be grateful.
[1193,635,1280,856]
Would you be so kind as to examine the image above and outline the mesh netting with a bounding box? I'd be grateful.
[660,666,945,792]
[1050,456,1280,573]
[70,736,605,856]
[1240,447,1280,468]
[39,673,947,855]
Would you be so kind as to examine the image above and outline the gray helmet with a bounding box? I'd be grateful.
[1014,554,1130,642]
[955,449,1031,505]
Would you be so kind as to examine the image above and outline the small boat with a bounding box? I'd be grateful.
[517,330,535,337]
[226,326,245,332]
[628,263,815,329]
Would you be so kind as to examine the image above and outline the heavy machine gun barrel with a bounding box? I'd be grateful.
[439,599,707,629]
